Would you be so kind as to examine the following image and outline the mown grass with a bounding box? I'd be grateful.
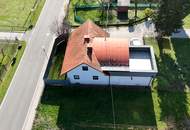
[33,87,156,130]
[145,37,190,129]
[0,0,45,31]
[0,41,26,103]
[33,38,190,130]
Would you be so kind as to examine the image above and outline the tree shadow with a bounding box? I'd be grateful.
[41,87,157,130]
[181,0,190,20]
[155,38,190,129]
[172,38,190,87]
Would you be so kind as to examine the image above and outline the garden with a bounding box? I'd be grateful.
[68,0,156,26]
[32,37,190,130]
[0,0,45,31]
[67,0,190,28]
[0,40,26,103]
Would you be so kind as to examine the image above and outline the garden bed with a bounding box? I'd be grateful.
[0,40,26,103]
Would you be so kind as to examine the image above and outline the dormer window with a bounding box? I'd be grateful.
[82,66,88,71]
[84,35,90,43]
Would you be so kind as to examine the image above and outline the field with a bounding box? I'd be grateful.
[0,0,45,31]
[0,41,26,103]
[33,38,190,130]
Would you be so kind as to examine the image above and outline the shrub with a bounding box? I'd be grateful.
[144,8,154,17]
[128,18,136,26]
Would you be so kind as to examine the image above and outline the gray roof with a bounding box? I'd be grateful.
[117,0,131,6]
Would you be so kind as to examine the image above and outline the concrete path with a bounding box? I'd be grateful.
[172,29,190,38]
[0,32,24,41]
[107,22,190,40]
[0,0,69,130]
[107,20,156,43]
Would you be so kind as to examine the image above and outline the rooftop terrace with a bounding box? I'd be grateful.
[101,46,157,73]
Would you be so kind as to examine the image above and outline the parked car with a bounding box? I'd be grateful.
[130,38,143,46]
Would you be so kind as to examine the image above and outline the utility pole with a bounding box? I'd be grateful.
[41,45,48,59]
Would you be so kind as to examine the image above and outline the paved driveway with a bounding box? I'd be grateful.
[107,21,156,43]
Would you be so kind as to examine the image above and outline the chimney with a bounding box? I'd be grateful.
[84,35,90,44]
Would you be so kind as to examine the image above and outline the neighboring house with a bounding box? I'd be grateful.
[61,20,157,86]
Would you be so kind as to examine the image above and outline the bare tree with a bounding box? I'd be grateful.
[51,18,71,43]
[51,19,71,36]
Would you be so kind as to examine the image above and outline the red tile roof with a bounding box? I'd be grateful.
[61,20,109,75]
[61,20,130,75]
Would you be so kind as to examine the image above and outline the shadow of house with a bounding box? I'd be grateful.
[40,87,157,130]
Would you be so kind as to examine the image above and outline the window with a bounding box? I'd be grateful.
[82,66,88,71]
[131,76,133,80]
[93,76,99,80]
[74,75,80,80]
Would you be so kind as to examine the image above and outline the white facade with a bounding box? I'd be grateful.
[67,64,109,85]
[67,64,153,86]
[110,76,152,86]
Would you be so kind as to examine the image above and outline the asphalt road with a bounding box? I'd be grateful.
[0,0,68,130]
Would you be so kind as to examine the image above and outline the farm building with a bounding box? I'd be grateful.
[61,20,157,86]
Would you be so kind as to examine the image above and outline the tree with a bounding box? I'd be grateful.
[97,0,111,23]
[153,0,183,38]
[145,0,153,8]
[51,19,71,42]
[134,0,138,18]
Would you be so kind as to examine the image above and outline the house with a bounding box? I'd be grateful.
[61,20,157,86]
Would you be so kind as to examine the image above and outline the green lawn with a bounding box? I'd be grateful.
[47,43,66,80]
[33,38,190,130]
[0,0,45,31]
[146,37,190,129]
[0,41,26,103]
[183,13,190,29]
[33,87,157,130]
[145,37,190,90]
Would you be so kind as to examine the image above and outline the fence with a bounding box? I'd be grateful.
[43,37,71,87]
[73,14,153,28]
[73,2,156,25]
[75,3,158,11]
